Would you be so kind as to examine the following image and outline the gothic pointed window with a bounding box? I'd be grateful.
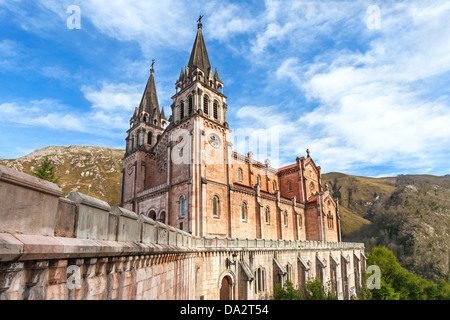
[237,168,242,181]
[241,202,247,221]
[180,102,184,119]
[265,207,270,224]
[203,95,209,115]
[257,175,261,186]
[213,100,218,120]
[213,196,219,217]
[180,196,185,217]
[284,211,288,226]
[188,95,193,114]
[273,181,276,192]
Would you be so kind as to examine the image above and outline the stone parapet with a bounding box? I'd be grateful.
[0,165,62,237]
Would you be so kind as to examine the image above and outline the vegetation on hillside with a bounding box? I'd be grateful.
[31,157,60,183]
[324,173,450,282]
[359,247,450,300]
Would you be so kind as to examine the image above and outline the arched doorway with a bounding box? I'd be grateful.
[220,276,231,300]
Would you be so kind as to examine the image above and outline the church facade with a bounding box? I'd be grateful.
[119,21,341,243]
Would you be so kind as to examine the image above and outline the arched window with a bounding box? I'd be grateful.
[265,207,270,224]
[148,210,156,220]
[203,95,209,115]
[284,211,288,226]
[213,100,218,119]
[147,132,153,145]
[179,196,185,217]
[237,169,242,181]
[241,202,247,221]
[188,95,193,114]
[255,267,265,293]
[213,196,219,216]
[143,115,147,122]
[180,102,184,119]
[159,211,165,223]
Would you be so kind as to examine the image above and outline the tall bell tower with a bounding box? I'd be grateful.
[120,64,168,211]
[171,18,227,127]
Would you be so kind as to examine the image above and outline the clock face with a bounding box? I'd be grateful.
[208,133,220,148]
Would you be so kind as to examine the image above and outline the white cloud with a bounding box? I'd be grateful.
[82,82,141,111]
[270,1,450,174]
[0,100,86,132]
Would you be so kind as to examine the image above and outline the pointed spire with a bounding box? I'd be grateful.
[178,68,185,82]
[161,106,167,121]
[187,18,211,77]
[138,63,160,116]
[214,67,221,82]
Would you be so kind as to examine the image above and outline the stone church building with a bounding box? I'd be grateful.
[0,21,364,301]
[119,20,341,244]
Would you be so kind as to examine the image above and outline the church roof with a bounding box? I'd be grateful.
[278,163,297,171]
[139,68,159,116]
[187,23,211,77]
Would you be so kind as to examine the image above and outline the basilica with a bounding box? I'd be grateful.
[119,20,341,243]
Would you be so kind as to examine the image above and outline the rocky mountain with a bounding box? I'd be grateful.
[323,172,450,282]
[0,146,124,206]
[1,146,448,282]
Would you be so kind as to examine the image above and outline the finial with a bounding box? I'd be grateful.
[151,59,155,72]
[306,148,310,157]
[197,14,204,28]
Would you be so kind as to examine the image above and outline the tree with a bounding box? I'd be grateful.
[361,246,450,300]
[271,279,337,300]
[31,157,59,183]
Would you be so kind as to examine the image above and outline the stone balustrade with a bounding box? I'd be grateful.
[0,164,364,263]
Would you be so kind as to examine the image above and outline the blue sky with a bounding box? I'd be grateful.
[1,0,449,177]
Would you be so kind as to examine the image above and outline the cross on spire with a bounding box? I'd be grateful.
[151,59,155,72]
[197,14,204,28]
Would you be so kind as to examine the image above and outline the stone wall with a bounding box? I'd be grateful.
[0,164,365,300]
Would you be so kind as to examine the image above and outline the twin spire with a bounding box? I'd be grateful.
[135,63,166,127]
[133,17,220,128]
